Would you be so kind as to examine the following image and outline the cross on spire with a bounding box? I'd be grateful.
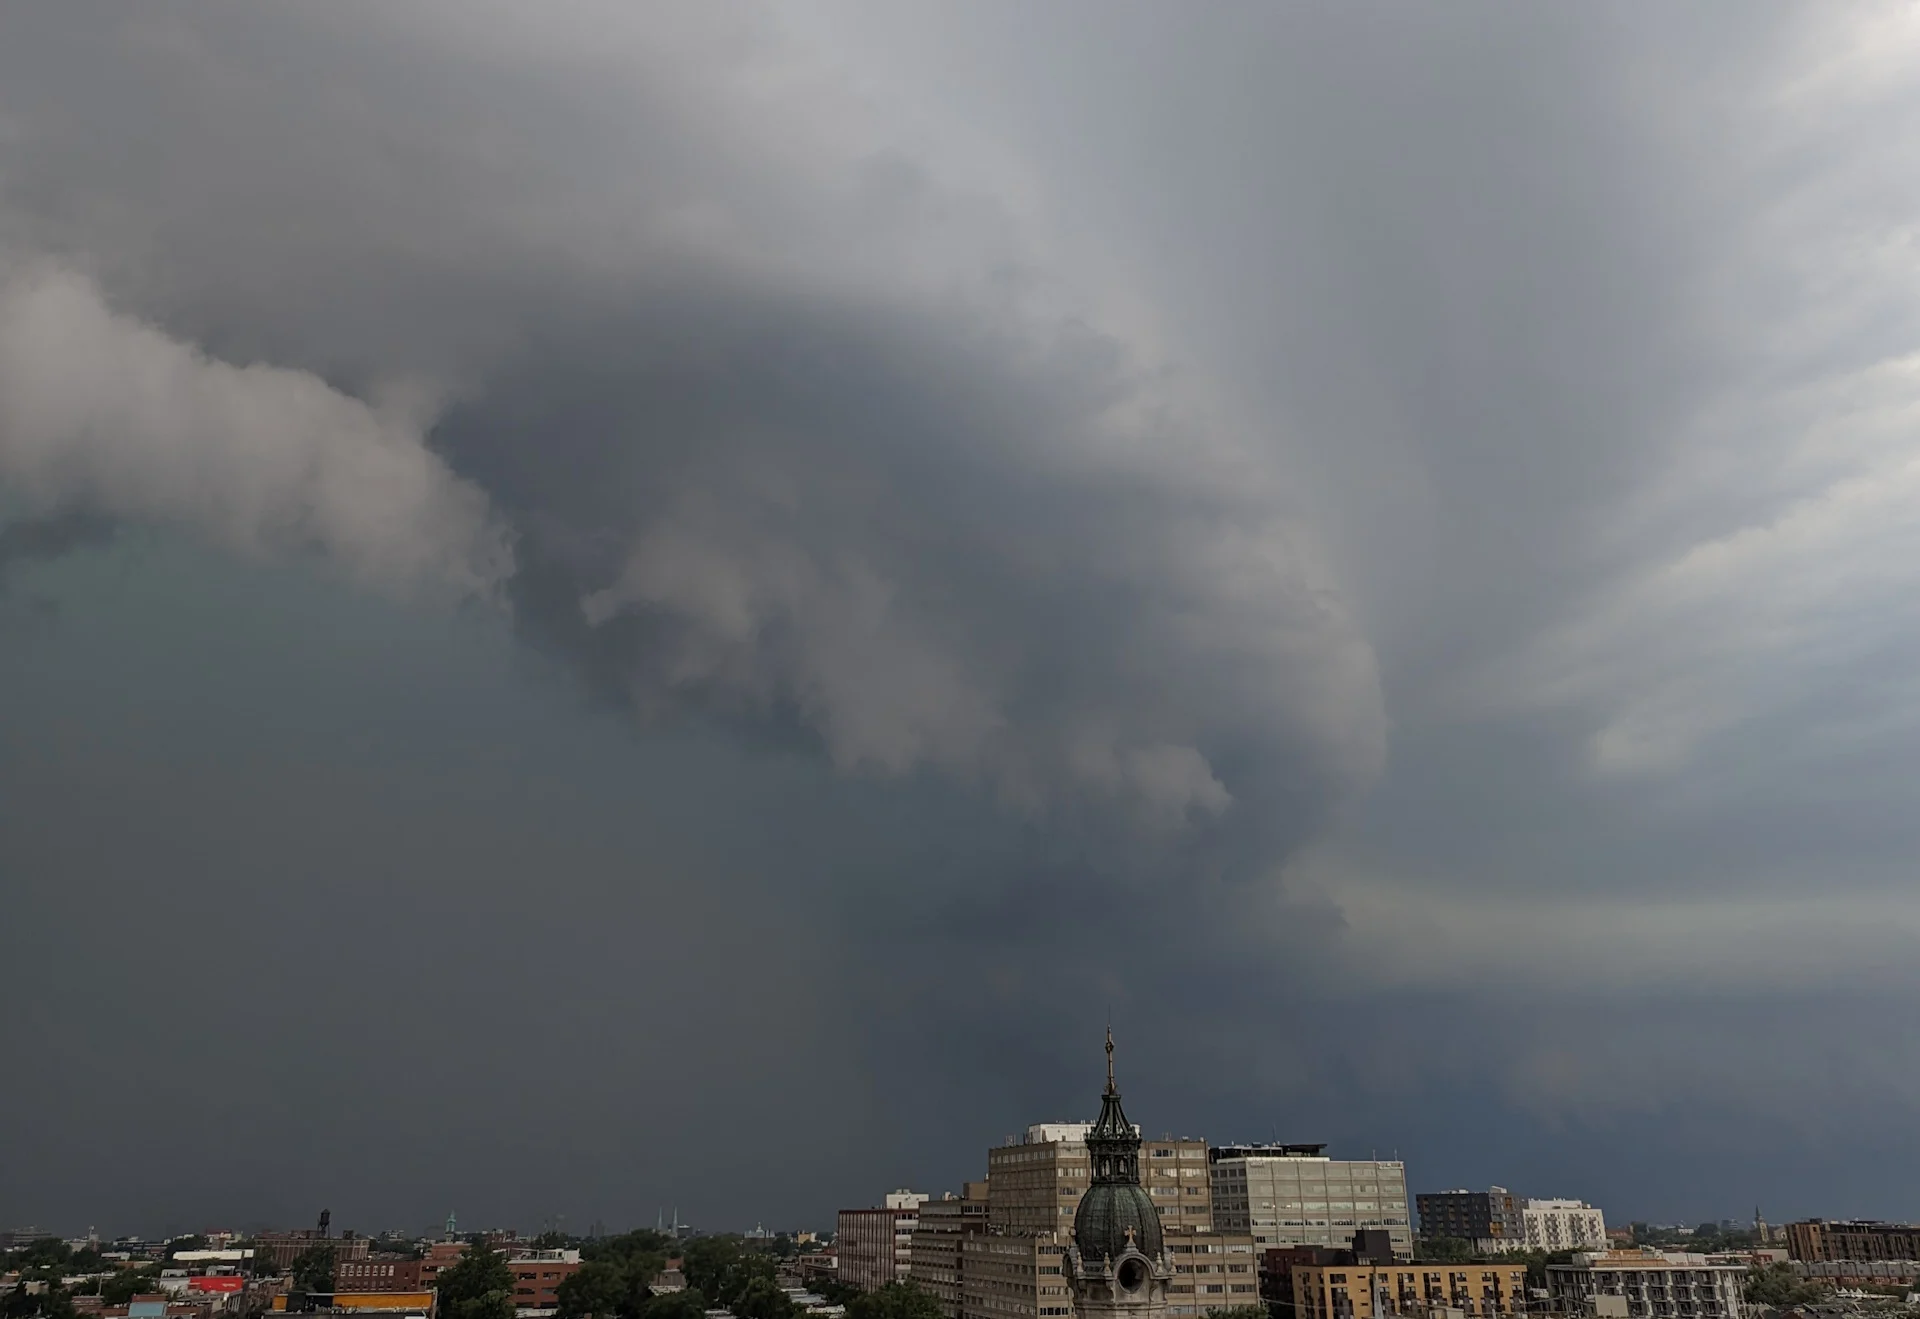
[1105,1023,1116,1095]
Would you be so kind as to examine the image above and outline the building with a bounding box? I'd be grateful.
[1291,1237,1527,1319]
[989,1128,1211,1242]
[961,1234,1074,1319]
[418,1242,468,1292]
[1521,1201,1608,1253]
[1415,1190,1525,1254]
[1785,1221,1920,1263]
[334,1260,424,1293]
[838,1195,929,1293]
[252,1233,371,1270]
[1546,1250,1745,1319]
[911,1188,990,1319]
[1210,1146,1411,1259]
[507,1249,582,1315]
[1790,1260,1920,1287]
[1161,1230,1259,1319]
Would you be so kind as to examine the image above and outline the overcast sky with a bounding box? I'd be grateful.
[5,1,1920,1240]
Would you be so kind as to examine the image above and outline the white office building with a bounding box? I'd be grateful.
[1208,1143,1412,1259]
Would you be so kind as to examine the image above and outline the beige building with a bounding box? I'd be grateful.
[1210,1145,1411,1259]
[1546,1250,1745,1319]
[988,1125,1211,1240]
[1162,1230,1260,1319]
[912,1186,991,1319]
[961,1233,1074,1319]
[1292,1260,1528,1319]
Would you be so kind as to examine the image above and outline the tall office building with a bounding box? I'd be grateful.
[839,1192,930,1292]
[1209,1144,1411,1259]
[989,1126,1211,1240]
[912,1186,990,1319]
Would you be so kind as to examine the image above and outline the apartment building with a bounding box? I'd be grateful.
[1786,1220,1920,1263]
[333,1259,424,1292]
[1210,1145,1411,1259]
[1415,1189,1524,1253]
[911,1187,990,1319]
[1292,1257,1528,1319]
[506,1249,582,1315]
[1521,1201,1608,1253]
[1163,1229,1260,1319]
[960,1234,1073,1319]
[839,1194,930,1293]
[1546,1251,1745,1319]
[988,1126,1211,1239]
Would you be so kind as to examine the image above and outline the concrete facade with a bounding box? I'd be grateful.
[1546,1251,1745,1319]
[1210,1147,1411,1259]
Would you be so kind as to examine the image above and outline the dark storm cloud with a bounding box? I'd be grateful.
[6,0,1920,1236]
[0,510,114,586]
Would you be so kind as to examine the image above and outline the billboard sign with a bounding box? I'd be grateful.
[188,1277,247,1294]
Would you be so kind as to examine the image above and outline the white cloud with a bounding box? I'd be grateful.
[0,263,512,600]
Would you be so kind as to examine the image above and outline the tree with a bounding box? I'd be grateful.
[846,1281,942,1319]
[532,1234,572,1252]
[681,1239,745,1304]
[1744,1265,1828,1308]
[1413,1238,1476,1264]
[288,1247,336,1296]
[101,1269,163,1307]
[1203,1308,1270,1319]
[732,1278,795,1319]
[645,1292,710,1319]
[437,1241,516,1319]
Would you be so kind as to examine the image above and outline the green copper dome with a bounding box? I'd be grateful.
[1071,1028,1165,1263]
[1074,1181,1163,1263]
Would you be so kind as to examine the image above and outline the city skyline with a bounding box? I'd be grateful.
[7,2,1920,1241]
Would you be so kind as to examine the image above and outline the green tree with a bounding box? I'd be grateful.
[731,1277,794,1319]
[645,1292,709,1319]
[101,1269,163,1307]
[288,1247,336,1295]
[1744,1265,1828,1308]
[1413,1238,1476,1264]
[681,1239,745,1304]
[10,1242,72,1273]
[532,1233,572,1252]
[437,1241,516,1319]
[846,1281,942,1319]
[1203,1308,1270,1319]
[556,1262,627,1319]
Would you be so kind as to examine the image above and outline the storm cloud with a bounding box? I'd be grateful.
[5,0,1920,1238]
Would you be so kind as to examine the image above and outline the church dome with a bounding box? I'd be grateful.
[1071,1028,1166,1264]
[1074,1182,1163,1263]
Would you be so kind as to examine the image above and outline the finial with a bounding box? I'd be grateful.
[1105,1022,1116,1095]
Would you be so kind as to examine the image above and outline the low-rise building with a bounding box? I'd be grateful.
[506,1249,582,1315]
[1786,1221,1920,1264]
[335,1260,425,1293]
[1791,1259,1920,1287]
[1546,1250,1745,1319]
